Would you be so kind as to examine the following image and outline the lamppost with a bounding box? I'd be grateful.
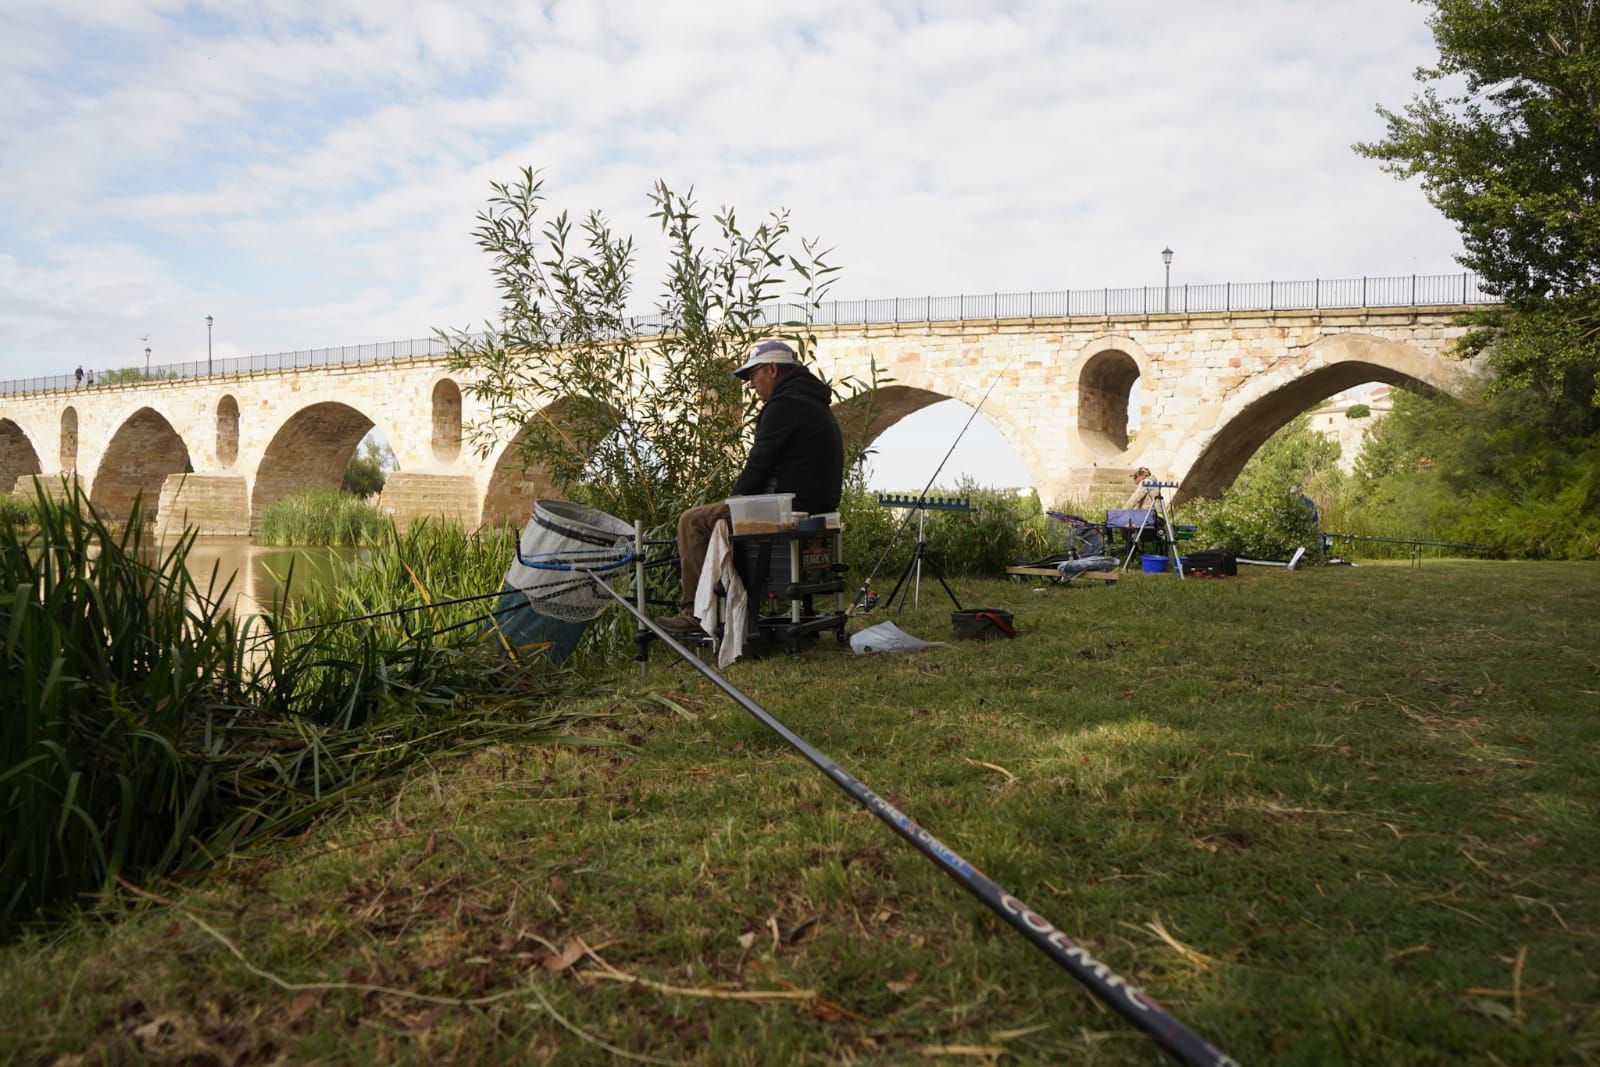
[206,315,214,375]
[1161,247,1174,313]
[145,346,151,375]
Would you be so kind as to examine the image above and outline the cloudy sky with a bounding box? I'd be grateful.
[0,0,1463,487]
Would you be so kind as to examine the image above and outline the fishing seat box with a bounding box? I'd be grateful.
[726,527,848,656]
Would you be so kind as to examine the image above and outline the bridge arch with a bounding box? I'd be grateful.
[832,380,1038,490]
[91,407,193,521]
[252,402,386,519]
[1069,335,1152,460]
[479,399,586,528]
[431,378,463,463]
[1178,333,1459,501]
[832,383,950,452]
[1,418,43,493]
[60,407,78,470]
[216,396,240,468]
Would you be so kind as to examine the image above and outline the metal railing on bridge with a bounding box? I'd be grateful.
[2,271,1497,398]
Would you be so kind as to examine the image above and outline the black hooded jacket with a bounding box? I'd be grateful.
[730,367,844,515]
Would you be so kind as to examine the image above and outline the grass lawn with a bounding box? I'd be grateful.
[2,560,1596,1065]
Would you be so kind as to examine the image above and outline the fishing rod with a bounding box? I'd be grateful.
[1323,532,1489,552]
[242,544,673,647]
[245,586,514,645]
[849,354,1020,614]
[590,574,1236,1067]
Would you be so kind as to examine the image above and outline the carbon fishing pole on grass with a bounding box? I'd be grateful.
[587,572,1237,1067]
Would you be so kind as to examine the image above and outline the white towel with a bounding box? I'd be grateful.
[692,519,748,668]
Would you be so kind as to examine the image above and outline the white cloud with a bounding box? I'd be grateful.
[0,0,1466,484]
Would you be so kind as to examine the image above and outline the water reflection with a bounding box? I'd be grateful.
[175,539,355,620]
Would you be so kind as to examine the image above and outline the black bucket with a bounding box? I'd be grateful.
[951,608,1016,641]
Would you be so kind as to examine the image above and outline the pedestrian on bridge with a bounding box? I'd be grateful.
[75,365,84,388]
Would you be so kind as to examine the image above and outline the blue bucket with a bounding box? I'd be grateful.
[1140,553,1169,574]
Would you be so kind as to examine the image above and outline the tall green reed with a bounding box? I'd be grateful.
[265,520,551,730]
[256,489,388,546]
[0,494,35,528]
[1,492,602,938]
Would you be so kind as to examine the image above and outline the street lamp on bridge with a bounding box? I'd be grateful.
[144,346,151,375]
[206,315,214,375]
[1161,246,1174,313]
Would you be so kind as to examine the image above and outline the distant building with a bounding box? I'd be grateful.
[1308,385,1393,473]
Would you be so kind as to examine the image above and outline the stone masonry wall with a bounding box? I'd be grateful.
[0,306,1476,530]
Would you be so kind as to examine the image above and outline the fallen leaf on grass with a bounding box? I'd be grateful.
[886,972,918,994]
[783,916,819,944]
[285,989,325,1023]
[541,938,586,972]
[648,692,698,722]
[1465,997,1517,1022]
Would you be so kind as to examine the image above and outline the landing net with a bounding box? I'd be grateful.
[503,499,635,623]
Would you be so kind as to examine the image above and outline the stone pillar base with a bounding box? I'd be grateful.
[1037,465,1140,511]
[156,474,251,537]
[13,473,82,503]
[379,473,479,529]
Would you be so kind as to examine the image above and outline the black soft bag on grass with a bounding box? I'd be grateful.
[1185,549,1237,577]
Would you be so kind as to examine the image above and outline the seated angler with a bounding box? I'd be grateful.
[658,340,845,638]
[1122,466,1155,511]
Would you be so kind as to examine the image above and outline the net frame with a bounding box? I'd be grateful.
[504,500,635,622]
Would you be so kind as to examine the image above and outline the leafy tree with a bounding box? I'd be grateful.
[1189,415,1337,559]
[1232,413,1344,504]
[1338,384,1600,557]
[442,168,870,529]
[1356,0,1600,413]
[341,437,392,497]
[1346,403,1372,419]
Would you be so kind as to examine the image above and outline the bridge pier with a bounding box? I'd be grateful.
[157,474,251,538]
[1035,465,1145,511]
[13,472,81,504]
[378,472,480,529]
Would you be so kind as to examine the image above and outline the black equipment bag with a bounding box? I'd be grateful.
[1184,549,1237,577]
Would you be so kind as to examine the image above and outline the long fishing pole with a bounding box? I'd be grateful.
[849,354,1020,613]
[593,575,1236,1067]
[244,586,514,645]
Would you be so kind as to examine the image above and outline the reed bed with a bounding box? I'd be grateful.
[1,489,602,939]
[255,488,388,546]
[0,493,36,527]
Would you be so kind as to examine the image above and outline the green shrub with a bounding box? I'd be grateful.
[839,477,911,588]
[1332,386,1600,560]
[839,480,1070,595]
[341,439,392,497]
[0,494,34,527]
[257,489,389,546]
[1189,490,1322,560]
[923,483,1035,576]
[1,487,270,934]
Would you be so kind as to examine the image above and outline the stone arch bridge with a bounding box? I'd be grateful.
[0,303,1478,535]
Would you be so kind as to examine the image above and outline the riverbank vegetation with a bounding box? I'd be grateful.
[255,488,388,546]
[3,561,1594,1063]
[0,489,606,940]
[0,492,35,527]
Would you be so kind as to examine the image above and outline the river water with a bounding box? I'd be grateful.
[172,539,355,618]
